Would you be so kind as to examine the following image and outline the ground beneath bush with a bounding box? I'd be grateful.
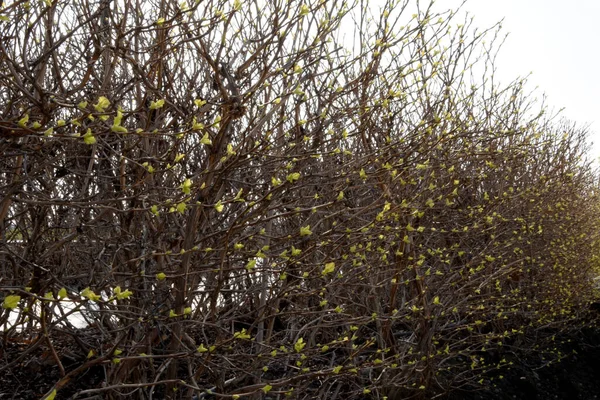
[1,327,600,399]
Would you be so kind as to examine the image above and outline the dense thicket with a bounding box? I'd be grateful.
[1,0,599,399]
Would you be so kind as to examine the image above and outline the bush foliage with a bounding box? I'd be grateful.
[1,0,599,398]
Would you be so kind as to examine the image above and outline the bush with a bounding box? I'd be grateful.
[1,0,599,398]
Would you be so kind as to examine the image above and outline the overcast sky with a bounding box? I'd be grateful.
[364,0,599,161]
[435,0,600,161]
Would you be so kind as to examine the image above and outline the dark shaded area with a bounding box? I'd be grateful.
[444,327,600,400]
[0,328,105,399]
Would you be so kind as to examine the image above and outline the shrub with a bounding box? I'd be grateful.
[1,0,599,398]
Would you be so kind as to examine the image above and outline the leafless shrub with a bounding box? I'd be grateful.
[1,0,599,399]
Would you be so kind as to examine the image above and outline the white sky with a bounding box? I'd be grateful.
[437,0,600,161]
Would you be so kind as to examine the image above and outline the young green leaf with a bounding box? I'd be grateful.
[322,262,335,275]
[300,226,312,236]
[18,114,29,127]
[114,286,133,300]
[181,179,192,194]
[149,99,165,109]
[262,384,272,394]
[58,288,67,299]
[199,132,212,145]
[294,337,306,353]
[286,172,300,183]
[111,110,127,133]
[197,343,208,352]
[94,96,110,112]
[81,288,101,302]
[234,328,251,339]
[83,128,96,145]
[2,295,21,309]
